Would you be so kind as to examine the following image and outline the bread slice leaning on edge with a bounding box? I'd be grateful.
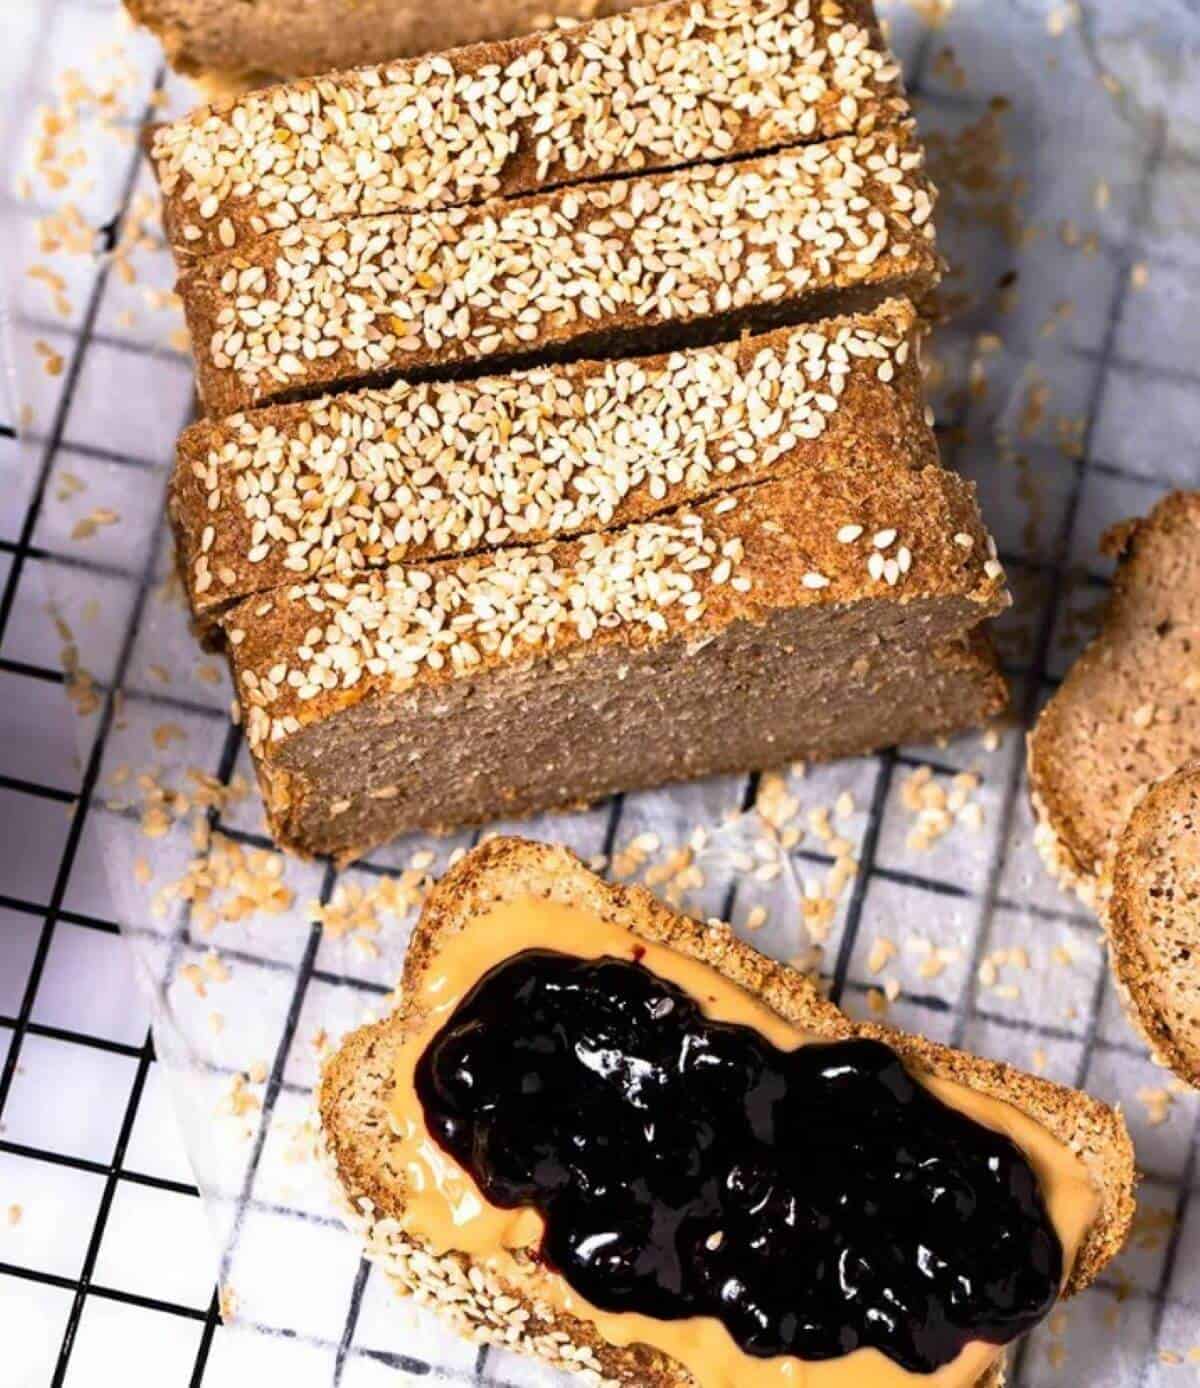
[1103,761,1200,1087]
[319,837,1136,1387]
[1028,491,1200,907]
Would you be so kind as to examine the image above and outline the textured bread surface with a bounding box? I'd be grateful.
[125,0,641,85]
[1103,761,1200,1086]
[255,630,1004,862]
[318,837,1135,1387]
[147,0,905,265]
[170,299,934,629]
[1029,491,1200,905]
[222,463,1007,858]
[178,132,939,416]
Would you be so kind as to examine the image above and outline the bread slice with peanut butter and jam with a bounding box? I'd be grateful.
[320,837,1136,1388]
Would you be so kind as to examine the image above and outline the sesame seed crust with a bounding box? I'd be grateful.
[222,464,1006,762]
[179,130,940,416]
[150,0,907,265]
[171,299,935,627]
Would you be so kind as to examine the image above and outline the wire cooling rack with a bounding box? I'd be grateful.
[1,0,1199,1384]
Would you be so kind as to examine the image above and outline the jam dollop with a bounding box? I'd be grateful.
[414,949,1063,1372]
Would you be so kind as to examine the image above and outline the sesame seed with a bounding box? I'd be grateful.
[192,132,937,412]
[836,524,864,543]
[181,308,914,606]
[151,0,909,262]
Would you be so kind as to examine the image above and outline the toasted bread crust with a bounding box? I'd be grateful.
[1103,762,1200,1087]
[319,838,1134,1386]
[1029,491,1200,905]
[146,0,905,267]
[169,300,935,631]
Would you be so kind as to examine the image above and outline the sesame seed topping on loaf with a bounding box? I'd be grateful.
[1029,490,1200,906]
[318,837,1135,1386]
[1103,761,1200,1087]
[227,465,1002,754]
[221,464,1007,859]
[178,131,940,416]
[171,298,934,628]
[149,0,906,265]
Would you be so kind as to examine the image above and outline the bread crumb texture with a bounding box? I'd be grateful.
[1104,761,1200,1087]
[1029,491,1200,904]
[223,464,1004,757]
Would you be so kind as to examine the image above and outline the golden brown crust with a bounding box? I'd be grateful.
[1029,490,1200,905]
[223,462,1006,761]
[146,0,906,266]
[125,0,642,85]
[319,837,1134,1386]
[1103,762,1200,1087]
[169,300,935,630]
[177,132,940,417]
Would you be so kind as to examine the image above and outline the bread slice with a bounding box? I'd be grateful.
[1102,761,1200,1086]
[147,0,906,266]
[1029,491,1200,906]
[125,0,642,88]
[250,628,1004,862]
[178,132,939,417]
[222,463,1007,859]
[170,298,935,632]
[318,836,1135,1387]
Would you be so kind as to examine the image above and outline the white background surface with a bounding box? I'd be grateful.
[1,0,1199,1385]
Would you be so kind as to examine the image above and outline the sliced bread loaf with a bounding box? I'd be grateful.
[171,298,934,631]
[223,463,1007,859]
[147,0,906,265]
[178,132,939,416]
[319,836,1135,1387]
[1029,491,1200,906]
[1103,761,1200,1086]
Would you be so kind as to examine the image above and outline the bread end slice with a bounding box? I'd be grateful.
[1029,490,1200,906]
[320,837,1134,1385]
[1104,761,1200,1087]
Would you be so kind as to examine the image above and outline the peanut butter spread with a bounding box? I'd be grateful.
[385,898,1100,1388]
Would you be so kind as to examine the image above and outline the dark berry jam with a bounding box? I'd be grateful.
[414,950,1063,1373]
